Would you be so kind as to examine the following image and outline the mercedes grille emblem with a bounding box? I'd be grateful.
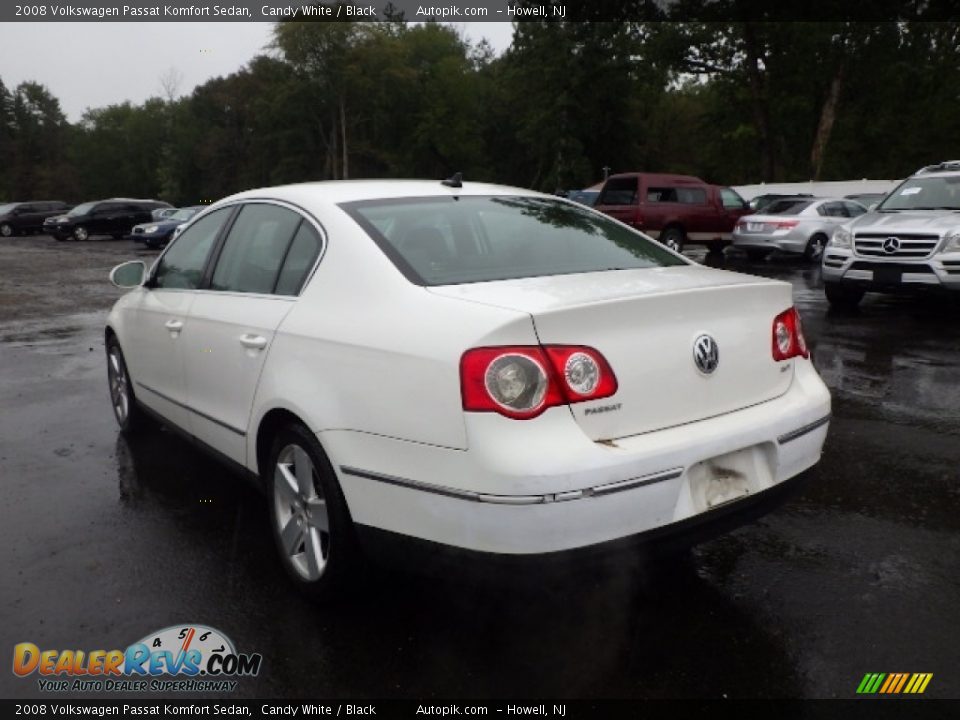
[693,334,720,374]
[883,236,901,254]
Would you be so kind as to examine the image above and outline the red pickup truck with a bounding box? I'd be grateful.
[593,172,752,253]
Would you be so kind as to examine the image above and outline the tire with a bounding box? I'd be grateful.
[707,240,726,254]
[805,233,828,262]
[745,249,770,261]
[825,282,865,309]
[0,223,12,237]
[266,423,359,601]
[73,226,89,242]
[660,227,685,253]
[106,337,150,435]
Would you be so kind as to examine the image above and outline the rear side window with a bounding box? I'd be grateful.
[210,204,302,295]
[647,187,678,203]
[275,223,322,296]
[598,177,638,206]
[153,208,231,290]
[342,195,687,286]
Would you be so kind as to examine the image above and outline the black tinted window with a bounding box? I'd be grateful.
[598,178,638,206]
[153,208,231,290]
[211,204,301,294]
[275,223,322,296]
[647,187,678,203]
[343,195,686,286]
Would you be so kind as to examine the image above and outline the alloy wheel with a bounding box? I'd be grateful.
[107,348,129,425]
[273,444,331,581]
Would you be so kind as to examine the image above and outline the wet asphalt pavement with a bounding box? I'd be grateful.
[0,235,958,700]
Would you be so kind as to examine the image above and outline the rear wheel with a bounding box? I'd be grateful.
[266,423,359,602]
[106,337,150,435]
[0,223,12,237]
[825,282,865,309]
[805,233,828,262]
[73,226,89,242]
[660,227,685,253]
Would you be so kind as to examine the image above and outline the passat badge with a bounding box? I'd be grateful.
[693,334,719,374]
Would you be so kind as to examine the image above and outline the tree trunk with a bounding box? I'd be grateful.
[330,109,339,180]
[810,65,845,181]
[742,24,776,182]
[339,96,348,180]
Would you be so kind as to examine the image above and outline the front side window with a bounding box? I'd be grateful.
[210,204,302,294]
[597,177,638,206]
[153,208,231,290]
[720,188,747,209]
[342,195,687,286]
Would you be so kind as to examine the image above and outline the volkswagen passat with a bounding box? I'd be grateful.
[105,180,831,597]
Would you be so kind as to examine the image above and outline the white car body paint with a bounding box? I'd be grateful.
[107,180,831,556]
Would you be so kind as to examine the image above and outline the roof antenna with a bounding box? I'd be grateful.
[441,172,462,188]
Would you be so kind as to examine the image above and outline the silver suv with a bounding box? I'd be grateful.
[822,161,960,308]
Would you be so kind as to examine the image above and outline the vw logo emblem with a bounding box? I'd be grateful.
[883,236,900,254]
[693,334,720,375]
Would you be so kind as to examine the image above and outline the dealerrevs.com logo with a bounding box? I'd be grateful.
[13,625,262,693]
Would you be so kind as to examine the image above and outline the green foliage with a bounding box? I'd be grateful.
[2,21,960,206]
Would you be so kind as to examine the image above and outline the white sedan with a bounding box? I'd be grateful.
[105,179,831,597]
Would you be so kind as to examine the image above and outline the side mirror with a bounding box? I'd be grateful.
[110,260,146,289]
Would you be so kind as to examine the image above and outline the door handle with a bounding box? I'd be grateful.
[164,319,183,331]
[239,334,268,350]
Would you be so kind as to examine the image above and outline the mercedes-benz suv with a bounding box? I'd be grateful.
[822,161,960,308]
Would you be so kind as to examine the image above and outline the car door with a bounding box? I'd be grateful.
[121,207,234,432]
[180,202,318,464]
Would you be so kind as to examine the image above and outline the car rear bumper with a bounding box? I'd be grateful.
[323,360,830,555]
[355,465,814,574]
[732,230,807,254]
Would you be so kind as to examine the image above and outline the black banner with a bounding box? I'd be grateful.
[2,699,960,720]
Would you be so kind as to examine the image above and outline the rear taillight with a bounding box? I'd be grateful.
[772,307,809,361]
[772,220,799,229]
[460,345,618,420]
[632,209,644,228]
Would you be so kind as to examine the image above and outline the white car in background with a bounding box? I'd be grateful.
[105,179,831,598]
[732,197,868,262]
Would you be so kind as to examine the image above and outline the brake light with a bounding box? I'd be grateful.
[772,307,809,361]
[772,220,799,229]
[460,345,618,419]
[632,209,644,228]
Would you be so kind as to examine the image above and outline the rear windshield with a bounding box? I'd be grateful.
[341,195,686,286]
[765,199,814,215]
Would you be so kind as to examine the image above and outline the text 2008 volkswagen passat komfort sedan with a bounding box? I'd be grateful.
[105,180,831,597]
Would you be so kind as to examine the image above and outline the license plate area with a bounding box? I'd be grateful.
[747,222,764,232]
[873,267,902,284]
[686,445,773,512]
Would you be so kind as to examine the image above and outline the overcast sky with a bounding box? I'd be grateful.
[0,22,515,122]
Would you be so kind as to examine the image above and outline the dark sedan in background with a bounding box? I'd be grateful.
[130,206,203,248]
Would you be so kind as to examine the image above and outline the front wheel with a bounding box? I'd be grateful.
[660,227,685,253]
[73,225,89,242]
[267,424,359,601]
[0,223,13,237]
[825,282,865,310]
[805,233,828,262]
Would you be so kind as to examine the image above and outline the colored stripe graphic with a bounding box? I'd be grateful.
[857,672,932,695]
